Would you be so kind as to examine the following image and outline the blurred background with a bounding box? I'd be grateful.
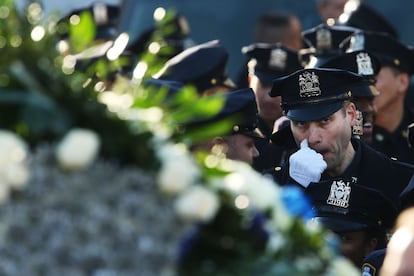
[32,0,414,81]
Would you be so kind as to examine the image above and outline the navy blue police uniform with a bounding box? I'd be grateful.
[267,68,414,210]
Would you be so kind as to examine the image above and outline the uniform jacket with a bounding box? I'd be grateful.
[271,138,414,209]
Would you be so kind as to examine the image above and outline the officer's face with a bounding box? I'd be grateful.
[336,230,377,268]
[223,134,259,165]
[249,75,283,127]
[290,103,356,176]
[374,66,409,114]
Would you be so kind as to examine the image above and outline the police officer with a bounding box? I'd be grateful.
[242,43,303,171]
[269,68,413,210]
[173,87,264,166]
[343,31,414,163]
[306,180,396,268]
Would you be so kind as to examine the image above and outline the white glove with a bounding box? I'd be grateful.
[289,139,327,188]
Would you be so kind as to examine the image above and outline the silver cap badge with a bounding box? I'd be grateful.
[316,28,332,50]
[269,48,287,70]
[327,180,351,208]
[356,52,374,76]
[299,71,321,97]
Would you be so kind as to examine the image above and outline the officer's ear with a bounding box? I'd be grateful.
[397,72,410,94]
[345,101,357,124]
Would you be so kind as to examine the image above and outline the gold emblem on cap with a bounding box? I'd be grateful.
[233,125,240,132]
[299,71,321,97]
[316,28,332,50]
[356,52,374,76]
[327,180,351,208]
[394,59,400,66]
[269,48,287,70]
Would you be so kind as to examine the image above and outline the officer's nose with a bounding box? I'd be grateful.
[307,124,322,146]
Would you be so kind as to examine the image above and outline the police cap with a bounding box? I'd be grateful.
[342,31,414,75]
[314,50,381,97]
[269,68,370,121]
[153,40,236,93]
[178,88,264,139]
[242,43,303,84]
[341,2,399,39]
[302,24,359,55]
[306,179,397,232]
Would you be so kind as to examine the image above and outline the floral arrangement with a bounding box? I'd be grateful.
[0,1,359,275]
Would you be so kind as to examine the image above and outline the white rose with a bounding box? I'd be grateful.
[0,130,27,166]
[0,130,30,190]
[245,176,280,211]
[174,185,220,222]
[157,143,200,195]
[4,162,30,189]
[324,256,359,276]
[222,161,280,211]
[56,128,101,171]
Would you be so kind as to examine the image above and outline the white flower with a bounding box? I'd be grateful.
[245,176,279,211]
[0,130,28,166]
[56,128,101,171]
[0,130,30,194]
[4,162,30,189]
[157,143,200,195]
[174,185,220,222]
[294,256,323,272]
[324,256,359,276]
[220,161,280,211]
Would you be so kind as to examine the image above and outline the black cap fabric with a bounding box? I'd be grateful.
[306,179,397,232]
[269,68,369,121]
[242,43,303,84]
[342,31,414,75]
[342,3,399,39]
[153,40,236,92]
[313,50,381,97]
[143,78,184,98]
[178,88,264,139]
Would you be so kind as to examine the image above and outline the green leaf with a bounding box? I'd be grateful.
[69,11,96,53]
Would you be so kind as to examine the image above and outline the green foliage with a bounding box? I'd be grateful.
[68,10,96,52]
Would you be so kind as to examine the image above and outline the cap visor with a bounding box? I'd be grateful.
[313,216,368,232]
[287,102,343,122]
[242,128,265,139]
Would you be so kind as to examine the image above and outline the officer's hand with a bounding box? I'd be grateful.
[289,139,327,188]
